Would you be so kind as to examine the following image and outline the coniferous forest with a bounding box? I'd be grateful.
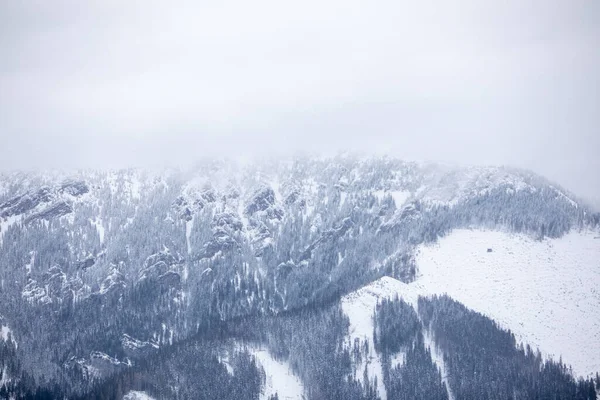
[0,158,598,399]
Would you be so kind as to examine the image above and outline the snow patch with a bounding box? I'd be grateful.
[1,325,10,341]
[340,191,347,208]
[0,365,9,386]
[185,216,194,256]
[1,325,16,348]
[123,391,156,400]
[390,191,410,207]
[25,251,35,275]
[239,344,305,400]
[218,352,235,375]
[390,351,405,369]
[90,217,105,244]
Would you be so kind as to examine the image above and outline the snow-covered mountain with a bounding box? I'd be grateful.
[341,227,600,395]
[0,155,598,399]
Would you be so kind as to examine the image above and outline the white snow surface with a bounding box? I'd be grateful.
[415,228,600,378]
[1,324,16,348]
[185,216,194,256]
[243,344,305,400]
[0,365,8,387]
[90,217,105,244]
[1,325,10,340]
[123,391,156,400]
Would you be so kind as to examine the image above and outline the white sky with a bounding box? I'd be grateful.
[0,1,599,207]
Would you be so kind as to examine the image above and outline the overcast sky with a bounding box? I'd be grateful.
[1,1,599,207]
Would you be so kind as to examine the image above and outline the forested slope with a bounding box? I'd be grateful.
[0,156,598,398]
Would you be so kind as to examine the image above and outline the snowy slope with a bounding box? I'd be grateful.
[341,226,600,400]
[341,280,406,400]
[242,345,305,400]
[0,157,593,396]
[415,228,600,377]
[342,277,455,400]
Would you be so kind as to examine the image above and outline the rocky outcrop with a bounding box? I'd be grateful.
[172,187,218,221]
[59,181,89,197]
[75,256,96,271]
[299,217,354,262]
[244,186,283,220]
[1,181,87,222]
[99,267,126,297]
[0,187,53,218]
[157,271,181,289]
[121,334,159,358]
[24,201,72,223]
[200,232,239,259]
[139,249,183,280]
[21,265,84,307]
[213,212,243,232]
[138,249,183,291]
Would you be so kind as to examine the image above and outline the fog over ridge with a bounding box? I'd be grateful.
[0,0,598,208]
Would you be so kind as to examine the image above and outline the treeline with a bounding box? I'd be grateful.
[385,333,449,400]
[87,302,379,399]
[419,295,597,400]
[373,295,420,354]
[223,302,377,400]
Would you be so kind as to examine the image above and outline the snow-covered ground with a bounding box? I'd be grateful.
[341,227,600,399]
[1,325,11,341]
[123,391,155,400]
[1,323,17,349]
[415,228,600,378]
[241,344,305,400]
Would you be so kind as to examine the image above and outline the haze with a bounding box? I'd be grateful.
[1,1,598,208]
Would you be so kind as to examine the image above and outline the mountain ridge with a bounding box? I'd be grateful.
[0,155,598,398]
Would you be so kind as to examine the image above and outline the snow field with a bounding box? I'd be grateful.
[341,228,600,400]
[416,229,600,377]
